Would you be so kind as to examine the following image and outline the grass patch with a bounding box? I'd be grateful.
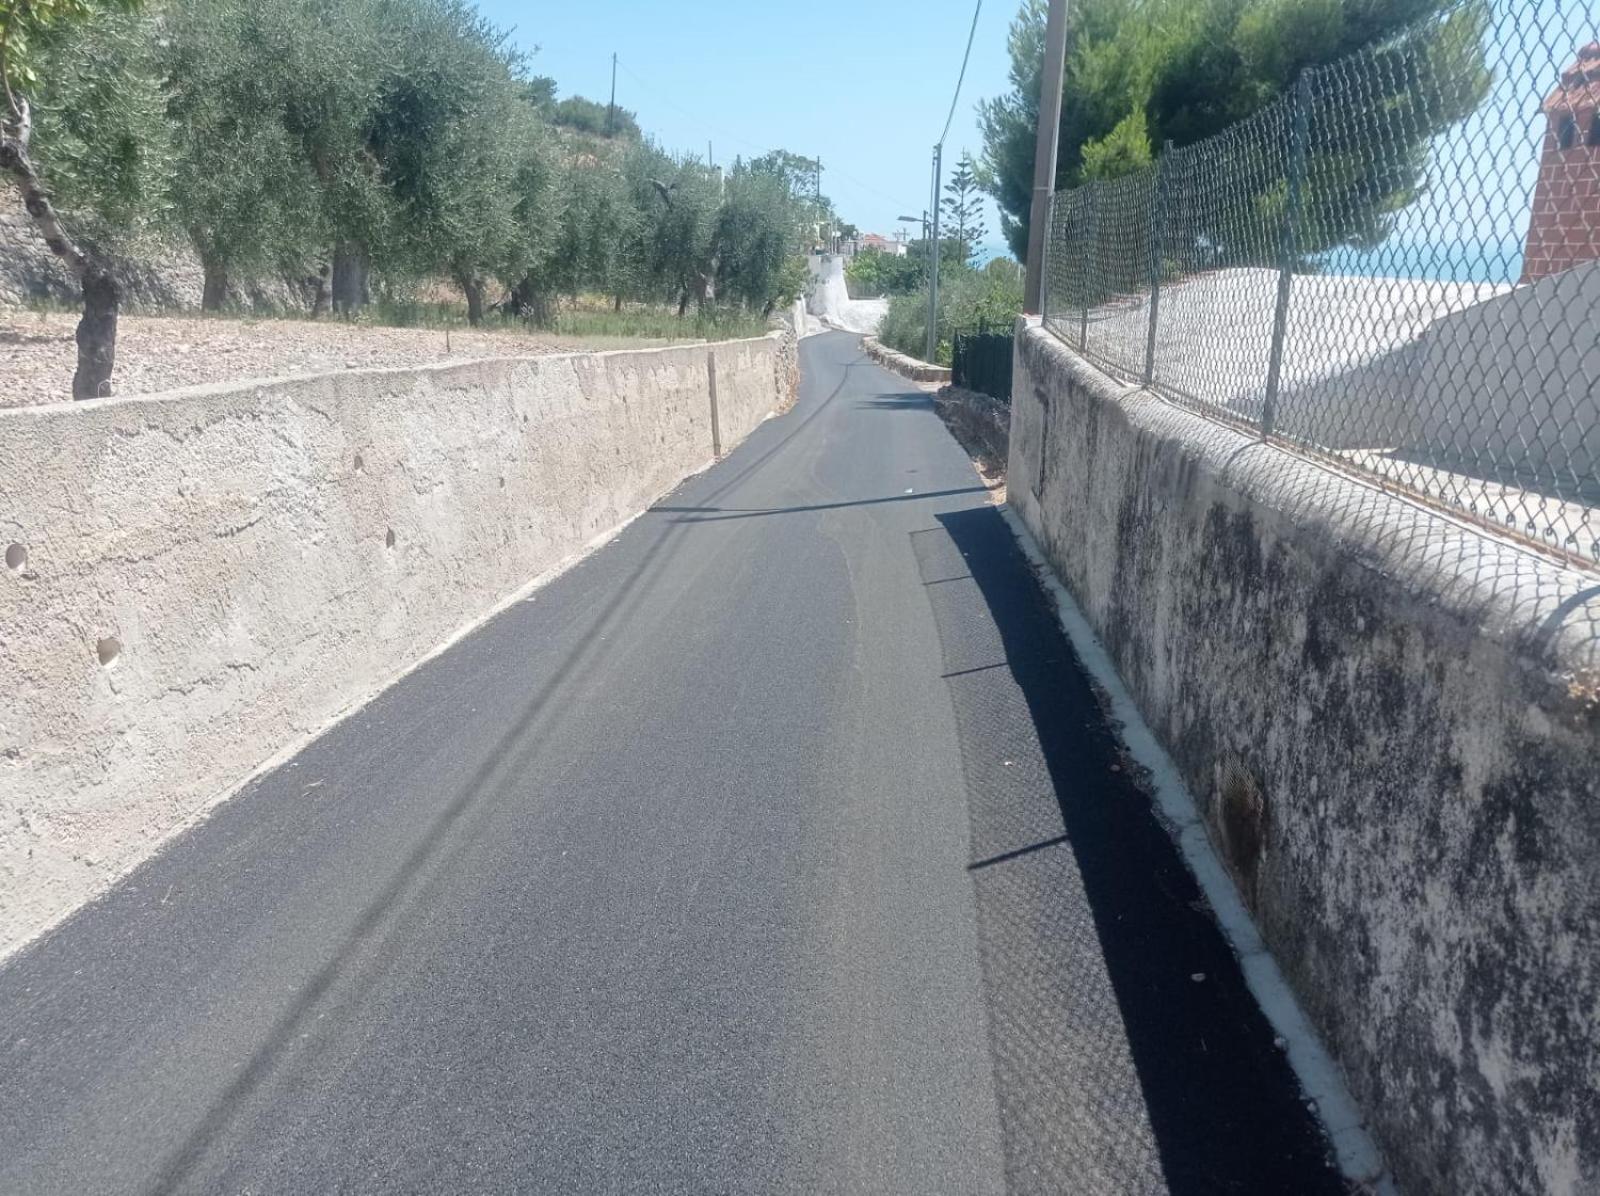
[545,305,768,341]
[16,284,771,345]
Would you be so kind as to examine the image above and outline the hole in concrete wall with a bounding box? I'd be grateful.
[96,636,122,667]
[353,453,365,475]
[499,476,506,489]
[5,543,25,572]
[385,528,396,549]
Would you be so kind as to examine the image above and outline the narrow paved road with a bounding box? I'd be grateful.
[0,333,1346,1194]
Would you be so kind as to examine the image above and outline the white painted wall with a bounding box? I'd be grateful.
[0,334,789,958]
[806,254,887,335]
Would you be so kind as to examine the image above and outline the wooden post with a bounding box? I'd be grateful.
[707,351,722,459]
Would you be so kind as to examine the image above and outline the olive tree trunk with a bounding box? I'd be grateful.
[0,100,120,399]
[454,265,485,326]
[331,244,368,317]
[200,251,228,312]
[510,275,552,327]
[309,264,330,317]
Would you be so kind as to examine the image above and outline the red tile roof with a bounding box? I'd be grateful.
[1544,42,1600,116]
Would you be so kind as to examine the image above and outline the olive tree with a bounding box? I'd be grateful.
[0,0,168,396]
[162,0,327,309]
[359,0,542,322]
[713,161,802,316]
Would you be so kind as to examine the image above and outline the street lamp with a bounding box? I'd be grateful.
[896,213,929,240]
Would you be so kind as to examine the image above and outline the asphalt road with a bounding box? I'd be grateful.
[0,332,1347,1194]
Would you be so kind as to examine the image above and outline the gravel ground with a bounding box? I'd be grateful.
[0,312,682,409]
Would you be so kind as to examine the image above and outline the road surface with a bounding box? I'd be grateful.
[0,332,1346,1194]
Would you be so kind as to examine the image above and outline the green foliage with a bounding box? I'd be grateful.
[162,0,326,282]
[845,248,922,298]
[979,0,1491,258]
[364,0,545,285]
[10,2,169,248]
[1079,109,1152,181]
[547,303,769,341]
[0,0,138,95]
[906,236,969,272]
[879,259,1023,366]
[547,94,640,140]
[6,0,840,333]
[714,161,803,313]
[749,148,842,248]
[547,147,634,299]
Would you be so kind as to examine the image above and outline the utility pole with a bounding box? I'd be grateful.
[1023,0,1070,313]
[925,142,943,363]
[606,52,618,137]
[815,158,830,254]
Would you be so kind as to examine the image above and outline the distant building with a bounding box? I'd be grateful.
[859,233,907,258]
[1521,42,1600,284]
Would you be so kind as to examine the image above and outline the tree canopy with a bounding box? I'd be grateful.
[941,151,986,263]
[979,0,1491,258]
[21,0,827,321]
[1,0,834,397]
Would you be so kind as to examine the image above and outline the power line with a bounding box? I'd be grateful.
[612,55,919,215]
[937,0,984,148]
[822,166,919,213]
[614,58,770,157]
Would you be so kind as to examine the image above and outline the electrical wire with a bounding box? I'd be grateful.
[614,58,772,158]
[614,56,919,213]
[937,0,984,148]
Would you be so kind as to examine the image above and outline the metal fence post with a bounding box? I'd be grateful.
[1143,144,1174,388]
[1040,194,1053,326]
[1079,183,1097,353]
[1262,71,1311,439]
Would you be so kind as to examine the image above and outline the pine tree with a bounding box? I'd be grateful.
[941,152,987,264]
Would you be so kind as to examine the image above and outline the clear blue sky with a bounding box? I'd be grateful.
[476,0,1019,255]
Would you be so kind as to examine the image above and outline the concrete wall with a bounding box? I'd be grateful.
[1407,260,1600,480]
[0,333,787,957]
[1008,319,1600,1195]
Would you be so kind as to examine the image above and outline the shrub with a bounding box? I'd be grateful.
[845,248,923,299]
[878,260,1022,365]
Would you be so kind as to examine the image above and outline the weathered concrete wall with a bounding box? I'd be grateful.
[862,337,952,384]
[0,333,785,956]
[1008,318,1600,1195]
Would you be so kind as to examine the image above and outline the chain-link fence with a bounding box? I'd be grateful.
[1042,0,1599,565]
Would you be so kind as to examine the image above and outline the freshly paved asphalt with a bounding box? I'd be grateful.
[0,332,1347,1194]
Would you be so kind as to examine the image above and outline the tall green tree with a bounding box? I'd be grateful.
[978,0,1490,259]
[258,0,393,315]
[362,0,543,323]
[546,146,634,306]
[163,0,326,309]
[713,160,801,315]
[941,151,987,263]
[629,146,719,314]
